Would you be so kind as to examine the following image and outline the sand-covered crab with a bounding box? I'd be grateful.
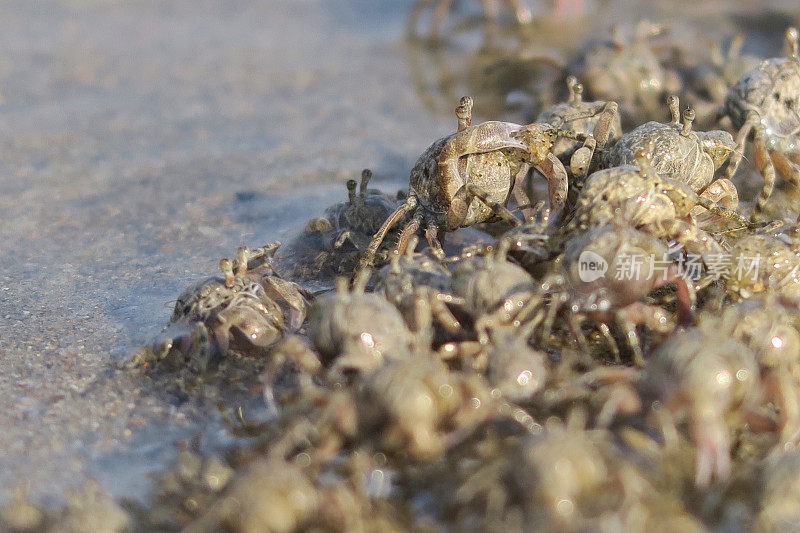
[356,96,587,276]
[568,21,681,126]
[408,0,533,38]
[309,274,414,375]
[132,245,307,372]
[599,96,737,195]
[569,147,748,261]
[535,76,621,169]
[528,224,694,365]
[641,327,760,486]
[271,171,400,290]
[723,28,800,217]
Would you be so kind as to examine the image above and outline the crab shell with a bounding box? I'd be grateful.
[726,57,800,154]
[409,124,555,230]
[604,122,734,192]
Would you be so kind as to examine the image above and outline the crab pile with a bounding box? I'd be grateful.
[10,17,800,533]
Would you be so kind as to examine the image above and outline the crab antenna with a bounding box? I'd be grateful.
[390,254,401,274]
[360,169,372,197]
[567,76,583,104]
[456,96,473,132]
[786,27,799,60]
[681,108,695,136]
[219,258,235,288]
[611,24,625,49]
[346,179,357,203]
[335,276,349,295]
[235,246,249,276]
[667,95,680,125]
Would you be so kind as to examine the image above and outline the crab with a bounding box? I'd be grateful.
[536,76,621,177]
[725,228,800,300]
[358,352,536,460]
[756,448,800,532]
[309,273,415,376]
[673,33,762,126]
[449,238,537,343]
[595,96,737,197]
[569,146,748,262]
[355,95,588,277]
[640,326,760,487]
[567,21,681,126]
[524,224,695,366]
[270,170,400,290]
[372,236,463,345]
[700,298,800,446]
[132,245,307,372]
[722,27,800,217]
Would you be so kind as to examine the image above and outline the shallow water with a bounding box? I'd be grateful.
[1,0,799,506]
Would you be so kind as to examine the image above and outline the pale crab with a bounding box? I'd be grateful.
[722,27,800,217]
[271,170,400,290]
[523,224,695,366]
[309,272,415,376]
[131,245,307,372]
[536,76,621,178]
[356,95,588,276]
[567,21,681,126]
[594,95,738,197]
[568,146,749,260]
[357,352,536,460]
[641,326,760,487]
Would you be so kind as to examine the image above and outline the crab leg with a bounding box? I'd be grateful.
[354,196,418,280]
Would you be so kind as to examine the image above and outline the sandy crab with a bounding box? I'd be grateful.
[356,95,587,276]
[723,27,800,217]
[132,245,307,372]
[725,232,800,300]
[597,96,737,196]
[373,237,463,345]
[526,224,694,366]
[641,327,760,486]
[569,147,748,261]
[271,170,400,290]
[309,273,414,375]
[568,22,681,126]
[536,76,621,175]
[358,352,536,460]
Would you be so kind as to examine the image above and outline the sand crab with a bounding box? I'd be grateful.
[309,273,414,375]
[449,239,536,343]
[723,28,800,217]
[358,352,535,460]
[701,298,800,446]
[536,76,621,178]
[132,245,307,372]
[568,22,681,126]
[569,147,747,262]
[355,96,587,276]
[373,237,463,345]
[596,96,737,196]
[641,327,760,486]
[725,226,800,300]
[271,170,400,290]
[525,224,694,366]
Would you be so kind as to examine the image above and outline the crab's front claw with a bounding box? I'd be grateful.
[691,416,731,487]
